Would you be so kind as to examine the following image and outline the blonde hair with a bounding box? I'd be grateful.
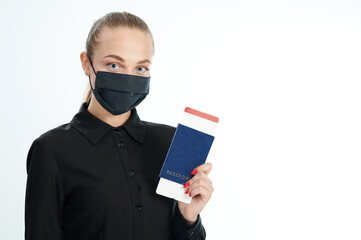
[82,11,154,104]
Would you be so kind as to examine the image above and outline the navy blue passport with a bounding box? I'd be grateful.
[159,124,215,185]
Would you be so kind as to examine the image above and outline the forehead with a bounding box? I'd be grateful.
[94,26,153,61]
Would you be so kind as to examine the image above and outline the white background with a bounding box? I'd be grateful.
[1,0,360,239]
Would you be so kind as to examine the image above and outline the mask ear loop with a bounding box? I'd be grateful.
[87,54,97,92]
[87,54,97,105]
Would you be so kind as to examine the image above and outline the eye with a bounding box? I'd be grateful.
[137,66,149,73]
[108,63,120,69]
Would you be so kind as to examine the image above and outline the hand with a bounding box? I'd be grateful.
[177,162,214,224]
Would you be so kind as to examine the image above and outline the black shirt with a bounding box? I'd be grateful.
[25,101,206,240]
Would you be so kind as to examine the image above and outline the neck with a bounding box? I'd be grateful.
[87,97,131,128]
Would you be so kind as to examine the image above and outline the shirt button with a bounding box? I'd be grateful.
[135,203,142,210]
[129,171,135,176]
[190,231,194,236]
[113,128,120,135]
[117,142,125,148]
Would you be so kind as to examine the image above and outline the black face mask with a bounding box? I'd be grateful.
[87,55,150,115]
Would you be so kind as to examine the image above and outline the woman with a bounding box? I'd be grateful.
[25,11,213,240]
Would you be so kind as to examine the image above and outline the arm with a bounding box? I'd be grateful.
[24,139,64,240]
[171,200,206,240]
[171,162,214,240]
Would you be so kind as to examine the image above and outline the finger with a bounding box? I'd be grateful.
[189,184,213,199]
[184,172,212,191]
[190,171,212,187]
[191,162,213,176]
[188,176,213,194]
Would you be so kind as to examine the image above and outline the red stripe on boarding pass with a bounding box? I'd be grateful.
[184,107,219,123]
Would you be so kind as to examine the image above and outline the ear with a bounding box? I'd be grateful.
[80,51,90,76]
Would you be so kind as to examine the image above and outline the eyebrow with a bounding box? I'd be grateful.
[103,54,151,64]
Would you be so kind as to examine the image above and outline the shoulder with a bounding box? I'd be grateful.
[32,123,74,147]
[142,120,176,133]
[142,120,176,130]
[26,123,73,173]
[27,122,77,163]
[141,120,177,142]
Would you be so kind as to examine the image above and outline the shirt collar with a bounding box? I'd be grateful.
[70,102,146,145]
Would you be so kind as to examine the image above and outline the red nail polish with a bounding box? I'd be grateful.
[190,169,197,175]
[189,192,192,197]
[183,182,189,188]
[185,188,189,194]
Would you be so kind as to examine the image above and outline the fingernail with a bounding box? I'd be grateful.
[189,192,192,197]
[190,169,197,175]
[185,188,189,194]
[183,182,189,188]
